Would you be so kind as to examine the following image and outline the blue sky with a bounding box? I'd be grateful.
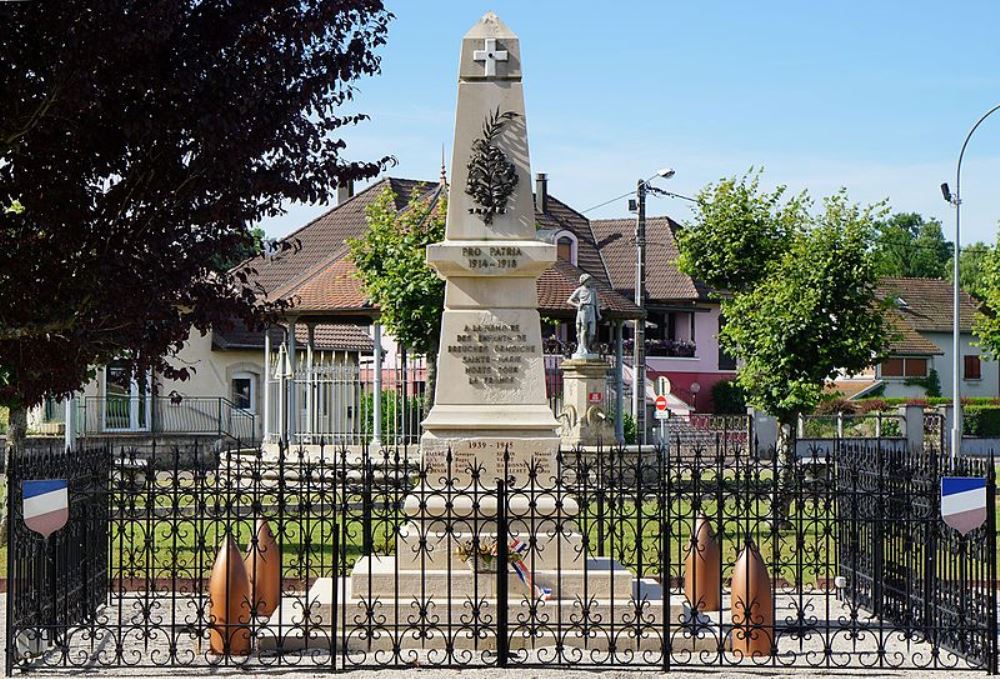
[260,1,1000,247]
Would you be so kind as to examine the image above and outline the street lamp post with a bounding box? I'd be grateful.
[631,168,675,445]
[941,103,1000,460]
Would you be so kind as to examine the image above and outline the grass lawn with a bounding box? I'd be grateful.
[0,469,996,586]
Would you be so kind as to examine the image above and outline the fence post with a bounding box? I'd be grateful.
[5,447,15,676]
[331,521,340,673]
[496,479,508,668]
[987,452,998,674]
[596,452,606,557]
[362,459,373,554]
[898,404,924,454]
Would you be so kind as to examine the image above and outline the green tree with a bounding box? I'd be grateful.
[872,212,952,278]
[679,175,893,513]
[349,185,446,413]
[676,171,807,293]
[948,241,993,300]
[972,235,1000,359]
[719,191,892,424]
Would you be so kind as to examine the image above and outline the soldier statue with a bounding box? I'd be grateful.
[567,273,601,359]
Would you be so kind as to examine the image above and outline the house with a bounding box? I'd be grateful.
[33,174,644,448]
[29,322,373,444]
[248,174,641,445]
[834,277,996,400]
[589,216,737,413]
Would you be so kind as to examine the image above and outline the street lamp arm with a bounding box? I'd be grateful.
[956,102,1000,200]
[948,101,1000,460]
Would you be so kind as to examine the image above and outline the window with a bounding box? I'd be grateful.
[880,357,927,378]
[965,355,982,380]
[881,358,904,377]
[553,230,578,265]
[557,236,574,262]
[903,358,928,377]
[232,373,255,412]
[717,315,737,371]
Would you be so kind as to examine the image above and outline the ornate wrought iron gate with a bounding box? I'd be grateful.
[4,438,997,673]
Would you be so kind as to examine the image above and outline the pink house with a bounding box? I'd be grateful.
[590,216,737,412]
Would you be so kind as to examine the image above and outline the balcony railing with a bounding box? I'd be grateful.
[623,338,696,358]
[77,396,255,443]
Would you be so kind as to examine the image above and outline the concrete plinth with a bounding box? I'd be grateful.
[559,358,613,447]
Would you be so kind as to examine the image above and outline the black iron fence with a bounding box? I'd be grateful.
[4,438,997,672]
[5,445,110,675]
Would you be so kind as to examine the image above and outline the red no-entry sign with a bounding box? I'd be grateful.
[655,394,668,411]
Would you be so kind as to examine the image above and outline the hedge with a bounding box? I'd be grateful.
[855,396,1000,408]
[964,405,1000,437]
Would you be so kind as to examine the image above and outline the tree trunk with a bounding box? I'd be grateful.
[773,416,797,526]
[0,405,28,543]
[424,348,437,417]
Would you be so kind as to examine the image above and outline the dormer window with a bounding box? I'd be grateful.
[554,230,578,265]
[896,296,908,309]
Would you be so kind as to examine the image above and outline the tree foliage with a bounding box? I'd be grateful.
[0,0,393,415]
[348,185,446,407]
[972,235,1000,360]
[679,174,892,423]
[676,171,807,293]
[872,212,952,279]
[948,241,993,300]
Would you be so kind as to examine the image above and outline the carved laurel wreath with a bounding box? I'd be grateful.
[465,107,520,224]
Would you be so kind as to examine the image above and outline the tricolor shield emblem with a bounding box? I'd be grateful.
[22,480,69,538]
[941,477,987,536]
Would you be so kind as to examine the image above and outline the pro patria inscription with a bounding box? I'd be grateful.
[461,245,523,271]
[447,321,534,386]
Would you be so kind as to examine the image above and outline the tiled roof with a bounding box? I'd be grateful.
[213,321,373,353]
[248,177,438,302]
[536,195,611,288]
[884,309,944,355]
[250,175,627,317]
[589,216,706,302]
[827,379,884,399]
[270,250,372,314]
[537,259,642,319]
[877,277,979,333]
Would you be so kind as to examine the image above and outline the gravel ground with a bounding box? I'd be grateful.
[0,594,992,678]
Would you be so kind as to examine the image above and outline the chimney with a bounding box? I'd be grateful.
[534,172,548,214]
[337,179,355,205]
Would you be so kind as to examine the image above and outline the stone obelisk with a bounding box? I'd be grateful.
[421,11,559,483]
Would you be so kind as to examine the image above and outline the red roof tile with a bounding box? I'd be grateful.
[589,216,706,302]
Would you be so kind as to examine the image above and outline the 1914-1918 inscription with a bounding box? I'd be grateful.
[461,245,523,271]
[446,321,534,385]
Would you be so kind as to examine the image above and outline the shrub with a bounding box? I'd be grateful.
[623,412,637,445]
[964,405,1000,437]
[856,398,888,414]
[712,380,747,415]
[814,397,857,416]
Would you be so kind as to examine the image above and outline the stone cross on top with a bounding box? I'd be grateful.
[459,11,521,82]
[473,37,507,77]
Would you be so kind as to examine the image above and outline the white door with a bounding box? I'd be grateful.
[104,361,151,431]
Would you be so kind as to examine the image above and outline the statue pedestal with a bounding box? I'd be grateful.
[559,358,614,447]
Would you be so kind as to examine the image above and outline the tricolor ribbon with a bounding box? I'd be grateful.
[509,537,551,600]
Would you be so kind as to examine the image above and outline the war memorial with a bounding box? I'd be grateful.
[2,12,997,676]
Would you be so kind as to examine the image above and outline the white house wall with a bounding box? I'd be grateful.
[924,331,998,399]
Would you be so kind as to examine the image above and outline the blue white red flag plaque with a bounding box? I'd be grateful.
[941,477,987,536]
[22,480,69,538]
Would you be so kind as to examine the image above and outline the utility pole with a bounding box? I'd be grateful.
[632,178,647,444]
